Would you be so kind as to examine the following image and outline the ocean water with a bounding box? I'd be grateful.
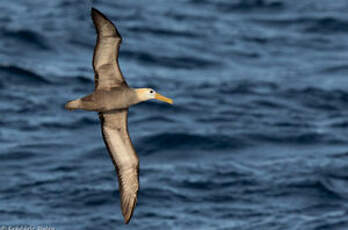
[1,0,348,229]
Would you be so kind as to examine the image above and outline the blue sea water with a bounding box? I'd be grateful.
[1,0,348,229]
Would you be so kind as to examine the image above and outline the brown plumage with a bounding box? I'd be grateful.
[100,110,138,224]
[65,8,173,224]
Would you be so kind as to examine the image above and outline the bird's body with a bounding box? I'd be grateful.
[66,87,138,112]
[65,8,173,224]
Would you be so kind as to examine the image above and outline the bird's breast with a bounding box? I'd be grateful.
[87,88,136,112]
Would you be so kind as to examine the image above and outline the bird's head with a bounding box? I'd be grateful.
[135,88,173,104]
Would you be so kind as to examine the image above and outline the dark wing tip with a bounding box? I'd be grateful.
[91,7,108,27]
[91,7,106,21]
[91,7,122,39]
[119,168,139,224]
[91,7,99,14]
[121,192,138,224]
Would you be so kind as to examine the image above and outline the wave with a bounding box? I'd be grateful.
[216,0,284,11]
[48,165,76,172]
[122,50,218,69]
[166,11,216,23]
[128,26,199,38]
[140,186,190,201]
[331,151,348,158]
[245,130,345,145]
[218,82,348,112]
[217,81,279,95]
[305,17,348,33]
[138,132,246,154]
[2,29,50,50]
[321,64,348,74]
[189,0,283,10]
[0,151,37,161]
[284,87,348,111]
[41,117,98,129]
[133,115,175,124]
[320,176,348,199]
[0,65,50,85]
[0,209,42,218]
[254,16,348,33]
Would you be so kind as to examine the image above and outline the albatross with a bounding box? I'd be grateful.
[65,8,173,224]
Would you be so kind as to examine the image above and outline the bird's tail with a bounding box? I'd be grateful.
[65,99,81,111]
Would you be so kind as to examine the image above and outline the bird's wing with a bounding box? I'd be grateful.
[91,8,127,90]
[99,109,139,224]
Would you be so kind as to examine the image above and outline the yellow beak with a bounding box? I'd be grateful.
[155,93,173,104]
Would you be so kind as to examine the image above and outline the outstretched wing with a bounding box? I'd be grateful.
[99,110,139,224]
[91,8,127,90]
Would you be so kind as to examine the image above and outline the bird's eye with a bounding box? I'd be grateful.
[150,90,154,94]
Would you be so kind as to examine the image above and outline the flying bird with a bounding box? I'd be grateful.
[65,8,173,224]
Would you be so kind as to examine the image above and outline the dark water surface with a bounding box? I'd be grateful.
[1,0,348,229]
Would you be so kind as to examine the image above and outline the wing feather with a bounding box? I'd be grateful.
[91,8,127,89]
[100,110,139,224]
